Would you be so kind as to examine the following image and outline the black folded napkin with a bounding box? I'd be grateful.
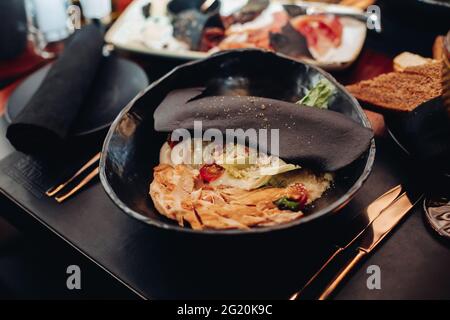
[6,24,104,154]
[154,88,374,171]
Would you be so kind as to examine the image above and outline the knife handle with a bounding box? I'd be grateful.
[318,249,366,300]
[290,246,345,299]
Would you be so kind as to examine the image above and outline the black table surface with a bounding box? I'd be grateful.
[1,5,449,298]
[0,111,449,299]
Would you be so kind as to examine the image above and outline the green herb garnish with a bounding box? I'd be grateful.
[297,78,335,109]
[273,196,300,212]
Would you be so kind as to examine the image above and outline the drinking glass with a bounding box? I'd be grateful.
[79,0,112,19]
[25,0,81,58]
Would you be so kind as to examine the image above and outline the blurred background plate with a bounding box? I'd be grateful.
[105,0,367,71]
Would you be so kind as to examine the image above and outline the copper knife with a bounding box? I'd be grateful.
[316,189,423,300]
[290,184,404,300]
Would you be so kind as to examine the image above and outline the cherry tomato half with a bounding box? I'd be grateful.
[199,163,225,182]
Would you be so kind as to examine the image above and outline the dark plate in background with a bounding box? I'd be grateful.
[369,0,449,58]
[417,0,450,9]
[383,0,450,32]
[5,56,149,137]
[385,97,450,173]
[385,97,450,241]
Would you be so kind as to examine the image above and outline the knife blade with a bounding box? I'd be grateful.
[290,184,403,299]
[317,191,423,300]
[358,192,420,252]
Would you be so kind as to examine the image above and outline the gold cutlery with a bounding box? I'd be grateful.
[200,0,217,13]
[46,152,101,203]
[290,184,402,299]
[54,166,99,203]
[291,185,422,300]
[317,191,421,299]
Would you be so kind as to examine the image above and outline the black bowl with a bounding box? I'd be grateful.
[99,50,375,298]
[100,49,375,235]
[386,97,450,175]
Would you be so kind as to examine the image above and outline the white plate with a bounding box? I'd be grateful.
[105,0,367,71]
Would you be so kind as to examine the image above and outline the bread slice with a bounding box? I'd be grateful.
[346,61,443,112]
[393,52,434,72]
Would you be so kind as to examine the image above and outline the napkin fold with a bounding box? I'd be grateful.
[6,24,104,154]
[154,88,374,171]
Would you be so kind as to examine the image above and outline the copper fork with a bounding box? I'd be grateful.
[46,152,101,203]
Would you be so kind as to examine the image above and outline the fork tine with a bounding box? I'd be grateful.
[55,166,99,203]
[46,152,101,196]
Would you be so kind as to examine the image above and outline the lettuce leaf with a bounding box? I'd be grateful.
[298,78,335,109]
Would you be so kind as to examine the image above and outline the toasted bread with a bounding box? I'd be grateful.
[346,61,443,112]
